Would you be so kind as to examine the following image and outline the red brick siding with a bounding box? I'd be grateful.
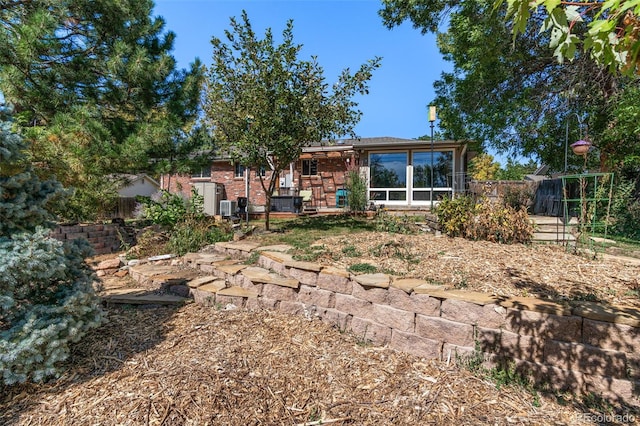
[162,157,351,208]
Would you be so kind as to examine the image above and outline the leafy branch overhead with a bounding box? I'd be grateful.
[204,10,380,230]
[504,0,640,75]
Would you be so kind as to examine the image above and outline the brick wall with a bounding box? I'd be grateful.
[50,223,134,255]
[162,157,350,209]
[188,245,640,408]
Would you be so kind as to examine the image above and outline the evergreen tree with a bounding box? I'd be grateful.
[0,106,104,385]
[0,0,205,220]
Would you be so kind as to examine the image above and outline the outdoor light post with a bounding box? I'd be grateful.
[429,106,436,211]
[244,115,254,226]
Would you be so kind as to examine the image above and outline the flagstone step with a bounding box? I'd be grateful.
[101,288,191,305]
[241,266,300,288]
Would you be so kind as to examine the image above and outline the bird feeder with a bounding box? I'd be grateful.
[570,140,592,156]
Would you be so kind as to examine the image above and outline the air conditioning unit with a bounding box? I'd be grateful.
[219,200,237,217]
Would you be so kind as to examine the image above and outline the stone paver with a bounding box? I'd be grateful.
[499,295,571,316]
[572,301,640,327]
[101,288,190,305]
[391,278,428,294]
[256,244,294,253]
[353,273,390,289]
[214,241,261,253]
[216,263,248,275]
[241,266,299,288]
[414,286,499,306]
[260,251,294,263]
[187,276,220,288]
[198,280,227,293]
[217,286,258,298]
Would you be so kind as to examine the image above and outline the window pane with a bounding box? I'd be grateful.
[413,151,453,188]
[235,164,244,178]
[412,191,431,201]
[191,167,211,178]
[370,153,407,188]
[302,159,318,176]
[369,190,387,201]
[389,191,407,201]
[433,190,452,201]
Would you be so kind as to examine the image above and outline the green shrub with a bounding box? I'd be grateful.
[434,196,474,237]
[138,188,204,228]
[341,245,362,257]
[1,108,104,385]
[610,179,640,239]
[346,168,368,212]
[167,217,233,256]
[348,263,377,274]
[502,185,534,211]
[374,212,418,234]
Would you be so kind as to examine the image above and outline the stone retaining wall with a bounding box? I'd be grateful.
[51,223,133,255]
[185,243,640,408]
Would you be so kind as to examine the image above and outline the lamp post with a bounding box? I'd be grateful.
[429,106,436,211]
[244,115,254,226]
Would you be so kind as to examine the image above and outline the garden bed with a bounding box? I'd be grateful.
[299,232,640,310]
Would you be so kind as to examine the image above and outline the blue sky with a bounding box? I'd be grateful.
[152,0,448,140]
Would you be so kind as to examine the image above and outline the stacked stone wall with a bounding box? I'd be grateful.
[51,223,133,255]
[186,243,640,408]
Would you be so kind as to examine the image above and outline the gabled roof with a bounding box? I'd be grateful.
[109,173,160,188]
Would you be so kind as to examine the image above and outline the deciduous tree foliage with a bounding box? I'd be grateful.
[204,11,380,230]
[0,106,103,385]
[380,0,639,172]
[503,0,640,75]
[0,0,205,220]
[469,153,501,180]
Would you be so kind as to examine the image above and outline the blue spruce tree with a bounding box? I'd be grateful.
[0,106,104,385]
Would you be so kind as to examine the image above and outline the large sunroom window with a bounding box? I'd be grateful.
[412,151,453,201]
[368,150,454,203]
[369,152,407,202]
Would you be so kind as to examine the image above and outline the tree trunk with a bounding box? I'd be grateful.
[265,195,271,231]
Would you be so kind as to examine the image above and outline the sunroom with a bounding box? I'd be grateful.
[353,137,469,208]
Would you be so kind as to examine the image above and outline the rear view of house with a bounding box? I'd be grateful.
[161,137,471,215]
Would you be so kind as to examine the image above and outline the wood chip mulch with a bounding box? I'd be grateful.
[0,304,595,426]
[310,232,640,309]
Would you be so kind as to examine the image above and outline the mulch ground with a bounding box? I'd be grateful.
[0,303,611,426]
[305,232,640,309]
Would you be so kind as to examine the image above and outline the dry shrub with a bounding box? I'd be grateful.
[464,198,534,244]
[436,196,533,244]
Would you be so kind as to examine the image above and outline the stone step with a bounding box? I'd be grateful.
[535,224,575,233]
[533,232,575,242]
[101,288,191,305]
[241,266,300,288]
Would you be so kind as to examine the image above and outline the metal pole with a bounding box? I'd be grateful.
[430,121,434,211]
[564,119,569,173]
[245,167,249,226]
[429,105,436,211]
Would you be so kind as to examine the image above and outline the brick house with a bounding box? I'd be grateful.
[160,137,470,214]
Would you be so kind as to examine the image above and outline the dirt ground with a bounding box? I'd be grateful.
[303,232,640,310]
[0,304,610,426]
